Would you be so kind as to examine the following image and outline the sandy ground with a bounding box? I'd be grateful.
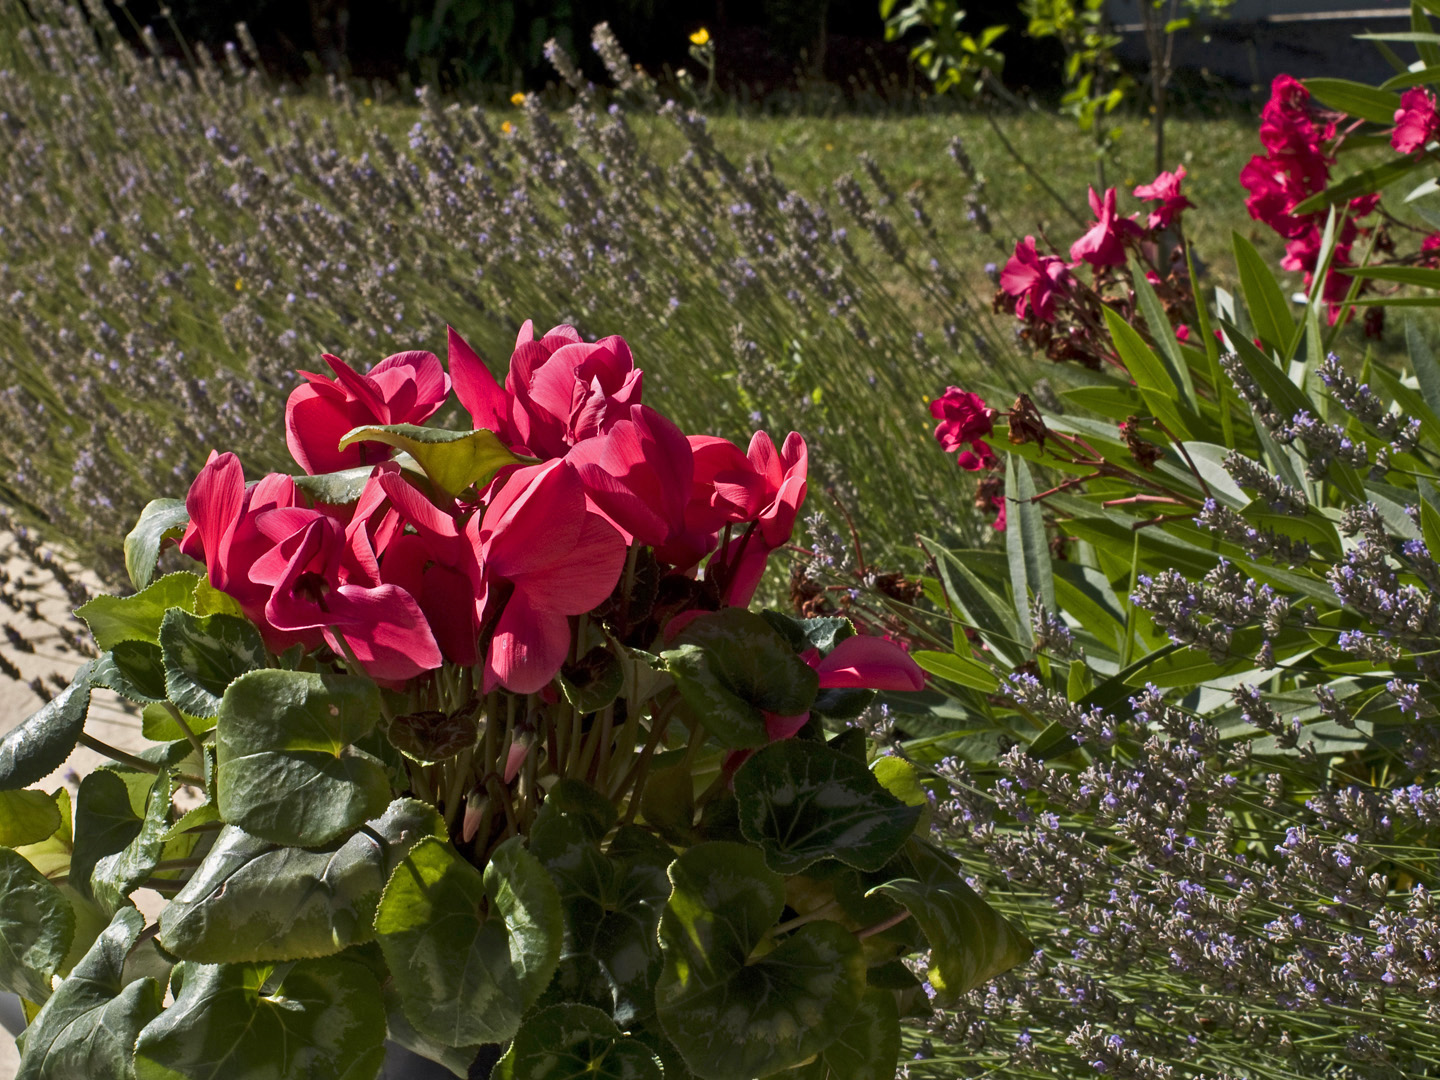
[0,534,158,1078]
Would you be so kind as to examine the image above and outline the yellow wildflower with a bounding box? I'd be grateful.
[510,92,526,106]
[501,121,513,135]
[689,27,710,45]
[234,279,243,291]
[363,97,373,107]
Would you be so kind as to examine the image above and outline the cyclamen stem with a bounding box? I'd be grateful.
[856,908,913,940]
[78,733,167,776]
[162,702,209,774]
[772,898,846,936]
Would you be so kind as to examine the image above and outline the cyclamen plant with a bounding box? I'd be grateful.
[0,319,1028,1080]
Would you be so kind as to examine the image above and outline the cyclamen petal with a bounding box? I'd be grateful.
[284,349,451,475]
[815,635,926,692]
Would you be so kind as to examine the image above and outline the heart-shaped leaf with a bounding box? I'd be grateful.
[531,783,670,1025]
[159,608,267,719]
[338,424,526,496]
[92,642,170,705]
[759,612,855,654]
[493,1003,663,1080]
[662,610,818,749]
[0,847,74,1004]
[124,498,191,591]
[160,798,444,963]
[733,740,921,875]
[375,835,562,1048]
[0,662,95,791]
[867,840,1030,1004]
[71,769,173,914]
[791,988,901,1080]
[0,789,63,848]
[386,708,479,764]
[215,670,391,847]
[654,842,866,1080]
[76,572,199,650]
[132,956,387,1080]
[17,907,163,1080]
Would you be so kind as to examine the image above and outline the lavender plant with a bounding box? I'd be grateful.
[0,0,1016,585]
[803,238,1440,1077]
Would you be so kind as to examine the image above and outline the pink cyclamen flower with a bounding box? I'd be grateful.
[1133,166,1194,229]
[374,469,482,667]
[447,321,644,459]
[469,460,626,694]
[566,404,695,548]
[729,634,927,770]
[179,451,307,651]
[286,350,450,475]
[1069,187,1145,268]
[704,431,809,607]
[248,508,443,683]
[1393,88,1439,154]
[999,237,1071,322]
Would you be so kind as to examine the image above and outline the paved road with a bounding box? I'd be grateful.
[0,535,153,1078]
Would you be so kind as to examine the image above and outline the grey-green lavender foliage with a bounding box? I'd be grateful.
[0,0,1018,584]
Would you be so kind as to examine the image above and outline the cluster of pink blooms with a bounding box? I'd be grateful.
[1241,75,1440,326]
[998,169,1192,330]
[178,322,821,694]
[930,387,1005,531]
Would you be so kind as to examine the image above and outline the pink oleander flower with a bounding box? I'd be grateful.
[1259,75,1329,159]
[1069,187,1145,268]
[1394,88,1439,154]
[468,460,627,694]
[956,440,997,472]
[1175,324,1191,343]
[930,388,993,452]
[1241,74,1337,241]
[285,351,450,475]
[1133,166,1194,229]
[999,236,1071,322]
